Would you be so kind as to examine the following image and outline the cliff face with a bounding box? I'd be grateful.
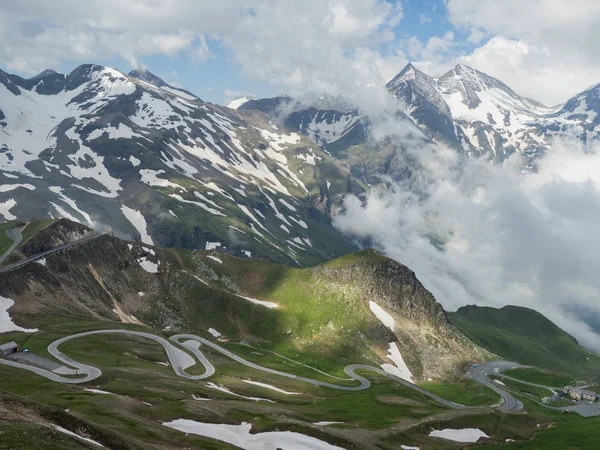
[315,249,449,327]
[312,250,493,378]
[0,234,163,324]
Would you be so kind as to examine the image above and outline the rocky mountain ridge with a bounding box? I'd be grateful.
[0,64,360,266]
[386,63,599,163]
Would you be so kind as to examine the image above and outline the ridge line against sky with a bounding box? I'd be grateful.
[2,0,600,106]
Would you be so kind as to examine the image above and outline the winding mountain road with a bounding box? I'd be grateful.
[0,231,101,273]
[466,361,524,411]
[0,329,525,412]
[0,227,23,264]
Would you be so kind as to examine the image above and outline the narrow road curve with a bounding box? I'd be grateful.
[0,329,523,412]
[466,361,524,411]
[0,227,23,264]
[0,232,101,273]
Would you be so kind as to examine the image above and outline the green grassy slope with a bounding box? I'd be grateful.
[158,248,490,380]
[449,305,600,377]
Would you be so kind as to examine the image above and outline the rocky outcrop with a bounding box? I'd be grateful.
[315,249,449,327]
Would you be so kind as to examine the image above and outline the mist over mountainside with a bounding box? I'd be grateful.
[385,63,600,164]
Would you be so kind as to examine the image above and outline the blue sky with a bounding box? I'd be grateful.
[1,0,479,104]
[2,0,600,105]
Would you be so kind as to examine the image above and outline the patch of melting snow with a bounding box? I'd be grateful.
[206,255,223,264]
[121,205,154,245]
[381,342,413,383]
[314,421,343,426]
[192,394,213,401]
[205,382,275,403]
[143,402,152,407]
[235,294,278,309]
[53,425,104,447]
[278,198,297,211]
[0,295,38,333]
[494,379,506,386]
[208,328,222,338]
[84,388,114,395]
[243,380,301,395]
[0,199,18,220]
[156,362,170,367]
[138,292,145,297]
[289,216,308,229]
[205,241,221,250]
[428,428,490,443]
[242,250,252,257]
[138,256,159,273]
[162,419,343,449]
[401,446,420,450]
[36,257,47,266]
[369,301,395,330]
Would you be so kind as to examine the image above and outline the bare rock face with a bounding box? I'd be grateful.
[315,249,449,327]
[314,249,493,379]
[19,219,91,257]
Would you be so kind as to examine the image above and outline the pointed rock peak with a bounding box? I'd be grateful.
[386,63,430,88]
[29,69,62,80]
[128,68,166,87]
[64,64,106,91]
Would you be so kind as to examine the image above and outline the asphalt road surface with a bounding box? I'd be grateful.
[0,329,526,412]
[0,227,23,264]
[466,361,525,411]
[0,232,101,273]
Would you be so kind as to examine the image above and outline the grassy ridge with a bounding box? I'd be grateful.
[0,220,20,257]
[503,368,575,388]
[449,305,600,377]
[418,379,499,407]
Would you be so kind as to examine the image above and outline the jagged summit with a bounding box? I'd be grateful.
[386,63,432,90]
[384,62,570,159]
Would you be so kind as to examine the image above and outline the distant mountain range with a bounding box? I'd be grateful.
[2,62,600,264]
[387,63,600,163]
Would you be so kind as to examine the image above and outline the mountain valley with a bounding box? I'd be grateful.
[2,60,600,449]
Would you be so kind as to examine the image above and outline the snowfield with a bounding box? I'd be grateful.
[369,301,395,329]
[0,295,38,333]
[162,420,344,449]
[204,382,274,403]
[429,428,490,443]
[242,380,301,395]
[380,342,413,383]
[121,205,154,245]
[53,425,104,447]
[208,328,222,338]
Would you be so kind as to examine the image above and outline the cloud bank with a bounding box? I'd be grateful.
[335,141,600,352]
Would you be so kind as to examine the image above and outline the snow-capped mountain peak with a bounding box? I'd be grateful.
[227,96,254,110]
[128,68,167,87]
[385,63,594,160]
[386,63,432,91]
[127,68,201,102]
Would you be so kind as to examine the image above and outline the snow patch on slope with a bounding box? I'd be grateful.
[0,295,38,333]
[121,205,154,245]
